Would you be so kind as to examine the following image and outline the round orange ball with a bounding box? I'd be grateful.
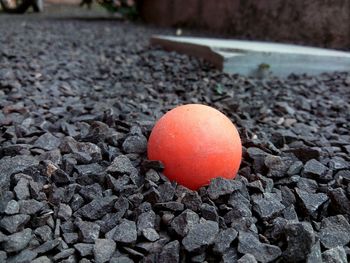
[147,104,242,190]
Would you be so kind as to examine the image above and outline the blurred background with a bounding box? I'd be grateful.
[1,0,349,49]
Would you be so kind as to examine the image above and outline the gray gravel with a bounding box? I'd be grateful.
[0,11,350,263]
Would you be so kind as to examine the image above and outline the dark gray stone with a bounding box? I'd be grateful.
[182,219,219,253]
[283,222,315,262]
[280,186,296,207]
[306,240,322,263]
[29,181,46,200]
[328,156,349,171]
[0,231,7,242]
[60,220,75,233]
[328,188,350,215]
[266,217,288,241]
[58,203,73,221]
[2,144,31,156]
[256,174,274,193]
[4,200,19,214]
[62,232,79,244]
[224,205,252,224]
[252,193,285,220]
[296,177,318,193]
[0,214,30,234]
[238,231,281,263]
[137,210,156,235]
[145,169,160,183]
[320,215,350,249]
[222,248,239,263]
[303,159,327,177]
[62,137,102,164]
[158,182,176,202]
[295,188,328,217]
[247,180,264,193]
[77,195,117,220]
[142,160,165,173]
[336,170,350,183]
[34,225,53,242]
[79,259,92,263]
[107,155,137,175]
[33,239,61,254]
[0,155,39,192]
[61,255,76,263]
[54,218,61,238]
[7,249,37,263]
[52,168,71,185]
[142,228,159,242]
[34,133,61,151]
[14,178,31,200]
[182,191,202,212]
[112,219,137,244]
[287,161,303,175]
[161,213,175,227]
[75,163,105,177]
[143,186,161,204]
[70,194,85,211]
[191,252,206,262]
[40,149,62,166]
[135,237,169,254]
[31,256,51,263]
[122,135,147,154]
[53,248,75,261]
[230,217,258,233]
[247,147,269,172]
[213,228,238,254]
[200,203,219,222]
[0,192,14,214]
[247,147,268,159]
[171,209,199,237]
[74,243,93,256]
[283,205,299,221]
[158,240,180,263]
[79,183,103,201]
[127,193,143,208]
[76,220,100,243]
[264,155,288,178]
[238,254,258,263]
[207,177,242,200]
[228,191,251,210]
[93,238,116,263]
[291,148,321,163]
[122,246,143,257]
[0,251,6,262]
[322,246,347,263]
[154,202,184,212]
[97,212,123,234]
[2,228,32,253]
[110,256,134,263]
[18,200,44,215]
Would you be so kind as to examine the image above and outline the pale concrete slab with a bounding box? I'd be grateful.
[151,35,350,77]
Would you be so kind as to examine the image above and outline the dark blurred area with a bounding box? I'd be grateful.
[1,0,349,50]
[138,0,350,50]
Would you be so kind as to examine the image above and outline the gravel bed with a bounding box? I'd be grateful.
[0,15,350,263]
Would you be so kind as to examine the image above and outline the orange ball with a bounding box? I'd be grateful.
[147,104,242,190]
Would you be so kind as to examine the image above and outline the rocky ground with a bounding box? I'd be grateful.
[0,12,350,263]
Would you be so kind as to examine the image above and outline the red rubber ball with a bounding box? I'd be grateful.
[147,104,242,190]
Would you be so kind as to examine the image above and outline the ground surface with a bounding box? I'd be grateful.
[0,8,350,263]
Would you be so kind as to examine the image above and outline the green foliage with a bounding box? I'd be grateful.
[258,63,271,70]
[214,84,224,95]
[97,0,138,19]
